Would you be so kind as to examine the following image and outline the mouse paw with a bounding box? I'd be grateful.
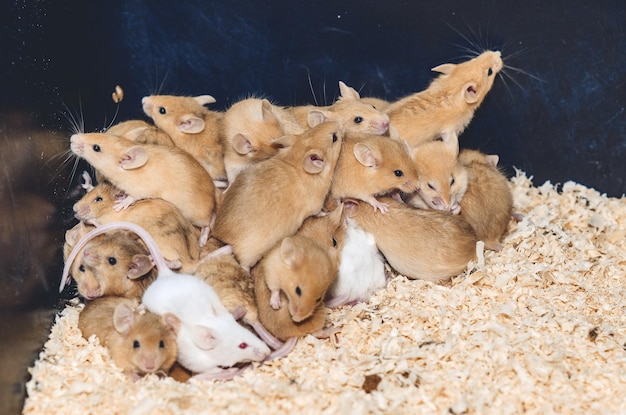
[113,194,136,211]
[269,290,282,310]
[369,199,389,214]
[198,226,210,247]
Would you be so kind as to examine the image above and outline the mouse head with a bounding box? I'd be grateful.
[459,148,500,169]
[281,120,344,177]
[298,203,345,258]
[142,94,216,136]
[70,133,149,174]
[352,134,419,194]
[72,231,154,300]
[306,81,390,135]
[430,50,502,108]
[411,139,468,213]
[73,182,126,223]
[113,303,178,376]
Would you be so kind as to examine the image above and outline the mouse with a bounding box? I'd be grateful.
[78,296,178,380]
[142,271,271,380]
[385,50,503,147]
[73,180,202,272]
[69,132,216,246]
[220,97,305,184]
[403,137,469,214]
[289,81,390,135]
[457,148,513,251]
[359,96,391,112]
[212,120,344,269]
[68,229,156,300]
[141,94,227,187]
[106,119,176,147]
[328,131,419,214]
[344,197,477,283]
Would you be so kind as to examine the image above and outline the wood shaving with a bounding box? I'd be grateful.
[23,170,626,414]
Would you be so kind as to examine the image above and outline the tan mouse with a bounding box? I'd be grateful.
[141,94,227,186]
[73,180,202,272]
[78,296,178,380]
[220,97,305,184]
[69,132,216,246]
[68,230,156,300]
[212,121,344,269]
[458,148,513,251]
[403,137,469,213]
[329,131,419,213]
[385,50,503,146]
[289,81,390,135]
[344,197,477,283]
[359,96,391,112]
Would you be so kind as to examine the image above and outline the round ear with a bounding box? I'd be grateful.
[124,126,148,141]
[191,324,219,350]
[343,198,360,218]
[353,142,381,167]
[232,133,255,155]
[65,226,83,247]
[280,237,300,268]
[486,154,500,167]
[307,109,330,128]
[463,82,479,104]
[302,149,325,174]
[162,312,181,335]
[178,115,206,134]
[338,81,360,100]
[126,254,153,279]
[261,99,278,122]
[431,63,455,75]
[119,146,149,170]
[113,302,136,335]
[193,95,217,106]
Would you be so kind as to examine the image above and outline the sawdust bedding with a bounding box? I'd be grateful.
[23,170,626,415]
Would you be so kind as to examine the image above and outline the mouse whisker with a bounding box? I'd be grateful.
[306,68,318,106]
[60,101,85,135]
[502,63,546,83]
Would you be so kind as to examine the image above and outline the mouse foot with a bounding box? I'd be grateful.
[198,226,210,247]
[367,197,389,214]
[269,290,282,310]
[113,194,136,211]
[312,326,341,346]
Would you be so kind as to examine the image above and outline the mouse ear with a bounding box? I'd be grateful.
[353,142,381,168]
[271,135,293,150]
[261,99,278,122]
[191,324,219,350]
[431,63,455,75]
[178,115,206,134]
[302,149,326,174]
[113,302,136,335]
[162,313,181,335]
[120,146,148,170]
[232,133,255,155]
[193,95,217,106]
[343,198,360,218]
[307,109,330,128]
[486,154,500,167]
[463,82,479,104]
[338,81,360,100]
[280,237,302,268]
[127,254,153,279]
[440,132,459,156]
[124,126,148,141]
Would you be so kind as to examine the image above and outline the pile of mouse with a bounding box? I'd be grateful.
[24,50,626,414]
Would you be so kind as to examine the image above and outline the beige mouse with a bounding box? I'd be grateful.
[385,50,503,146]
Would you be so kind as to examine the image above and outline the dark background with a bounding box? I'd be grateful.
[0,1,624,413]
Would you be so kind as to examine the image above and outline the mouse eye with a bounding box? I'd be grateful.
[92,144,101,152]
[450,177,455,186]
[158,107,167,115]
[428,183,436,190]
[159,340,165,348]
[332,237,337,247]
[79,264,86,273]
[354,116,363,124]
[488,67,494,76]
[332,133,338,143]
[316,296,323,303]
[393,170,404,177]
[238,342,248,349]
[133,340,140,349]
[295,286,302,296]
[371,105,377,110]
[107,257,117,265]
[95,196,103,202]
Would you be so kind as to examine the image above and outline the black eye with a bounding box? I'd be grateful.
[159,340,165,348]
[95,196,103,202]
[158,107,166,115]
[332,133,338,143]
[295,286,302,296]
[107,257,117,265]
[394,170,404,177]
[92,144,101,152]
[428,183,436,190]
[79,264,85,272]
[488,67,494,76]
[133,340,140,349]
[450,178,455,186]
[332,238,337,247]
[354,116,363,124]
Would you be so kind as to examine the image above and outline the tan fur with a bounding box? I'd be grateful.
[212,121,344,268]
[330,132,419,213]
[385,50,503,146]
[458,149,513,251]
[345,197,477,283]
[359,96,391,111]
[70,132,216,230]
[220,97,304,184]
[106,119,175,146]
[78,296,178,379]
[142,95,227,182]
[73,181,201,272]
